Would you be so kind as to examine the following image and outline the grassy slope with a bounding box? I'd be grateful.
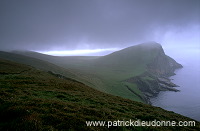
[6,43,177,103]
[0,51,112,99]
[0,51,76,79]
[10,50,145,102]
[89,43,161,98]
[10,43,161,103]
[0,58,199,131]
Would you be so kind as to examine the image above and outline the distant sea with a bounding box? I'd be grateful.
[151,47,200,121]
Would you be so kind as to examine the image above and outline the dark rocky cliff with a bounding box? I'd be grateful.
[125,43,183,104]
[147,45,182,76]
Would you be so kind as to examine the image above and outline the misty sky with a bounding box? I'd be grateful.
[0,0,199,55]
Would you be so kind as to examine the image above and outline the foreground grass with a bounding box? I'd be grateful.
[0,58,199,130]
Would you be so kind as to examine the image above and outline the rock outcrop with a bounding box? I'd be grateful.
[125,43,182,104]
[125,73,180,104]
[147,44,182,76]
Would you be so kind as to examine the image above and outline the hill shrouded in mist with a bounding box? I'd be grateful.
[4,42,183,104]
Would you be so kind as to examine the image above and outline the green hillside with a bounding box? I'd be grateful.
[0,58,199,130]
[0,51,76,79]
[4,42,182,104]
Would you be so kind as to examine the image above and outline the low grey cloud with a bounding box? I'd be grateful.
[0,0,199,51]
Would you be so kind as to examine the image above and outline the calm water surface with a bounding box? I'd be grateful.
[151,49,200,121]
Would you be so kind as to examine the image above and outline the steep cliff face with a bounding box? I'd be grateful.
[125,72,180,104]
[147,45,182,76]
[94,42,183,103]
[124,43,183,104]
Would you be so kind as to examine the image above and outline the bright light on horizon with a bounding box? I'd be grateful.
[37,48,119,56]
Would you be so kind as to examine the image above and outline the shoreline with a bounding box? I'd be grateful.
[125,71,181,105]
